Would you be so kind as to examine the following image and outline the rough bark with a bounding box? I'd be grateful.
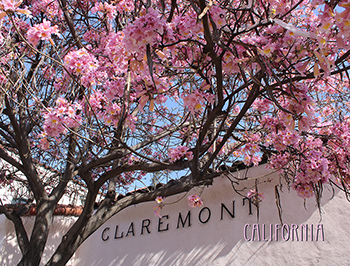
[17,200,55,266]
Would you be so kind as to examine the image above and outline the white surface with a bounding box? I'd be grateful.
[2,165,350,265]
[0,216,77,265]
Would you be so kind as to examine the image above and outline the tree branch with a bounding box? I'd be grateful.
[0,205,29,255]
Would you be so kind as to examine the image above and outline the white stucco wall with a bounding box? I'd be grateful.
[2,164,350,265]
[0,215,78,265]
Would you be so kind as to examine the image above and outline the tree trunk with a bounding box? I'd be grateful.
[45,239,79,266]
[17,200,55,266]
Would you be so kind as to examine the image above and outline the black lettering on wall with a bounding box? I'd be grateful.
[158,215,169,232]
[101,227,110,241]
[177,211,191,228]
[221,201,235,220]
[114,225,124,239]
[243,198,253,215]
[141,219,151,235]
[199,207,211,224]
[126,222,135,237]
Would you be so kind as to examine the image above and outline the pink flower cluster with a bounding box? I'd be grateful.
[64,48,99,76]
[103,103,122,126]
[291,181,314,199]
[91,2,117,20]
[269,135,330,199]
[241,134,262,166]
[85,90,124,128]
[43,110,66,137]
[43,98,81,137]
[209,6,226,28]
[27,19,59,46]
[187,194,203,208]
[336,4,350,37]
[0,0,22,11]
[116,0,134,12]
[182,90,214,113]
[0,0,30,17]
[172,9,202,39]
[168,146,193,162]
[124,114,137,132]
[252,98,271,112]
[103,32,128,75]
[32,0,61,18]
[123,8,166,57]
[276,91,315,132]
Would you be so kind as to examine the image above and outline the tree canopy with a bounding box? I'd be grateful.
[0,0,350,265]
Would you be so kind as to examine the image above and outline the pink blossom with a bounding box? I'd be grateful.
[188,194,203,208]
[125,115,137,132]
[91,2,117,20]
[153,206,162,218]
[251,155,262,166]
[274,18,311,38]
[56,97,67,108]
[0,0,31,18]
[298,116,312,131]
[103,79,125,99]
[182,90,214,113]
[155,196,164,204]
[209,6,226,27]
[43,99,81,137]
[64,48,98,76]
[32,0,61,18]
[253,98,271,112]
[103,32,128,75]
[123,8,166,57]
[153,198,164,218]
[126,155,140,166]
[43,110,66,137]
[38,132,50,150]
[279,112,295,130]
[292,182,314,199]
[116,0,134,12]
[0,0,22,11]
[247,189,264,202]
[282,130,300,146]
[258,44,275,57]
[27,20,59,46]
[168,146,193,162]
[107,103,121,116]
[172,10,202,39]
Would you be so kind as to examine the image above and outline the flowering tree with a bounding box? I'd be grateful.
[0,0,350,265]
